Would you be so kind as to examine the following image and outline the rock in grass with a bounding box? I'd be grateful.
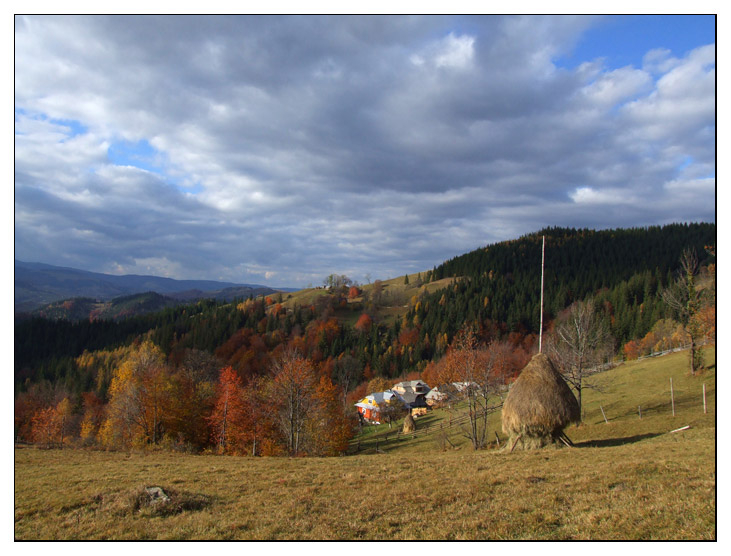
[145,486,170,504]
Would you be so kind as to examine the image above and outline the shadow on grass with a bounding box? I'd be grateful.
[574,432,662,448]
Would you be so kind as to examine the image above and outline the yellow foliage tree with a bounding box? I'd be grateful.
[100,340,171,449]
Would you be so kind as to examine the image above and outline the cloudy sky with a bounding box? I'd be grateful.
[14,15,716,287]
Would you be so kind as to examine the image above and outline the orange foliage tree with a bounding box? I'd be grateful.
[240,375,277,456]
[268,350,352,456]
[442,326,507,449]
[208,366,247,453]
[623,340,640,361]
[29,397,73,448]
[30,406,61,448]
[308,374,355,456]
[354,313,372,334]
[270,351,319,456]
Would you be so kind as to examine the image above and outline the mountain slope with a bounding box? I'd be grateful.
[15,260,279,312]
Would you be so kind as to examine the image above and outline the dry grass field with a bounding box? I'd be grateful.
[15,348,715,540]
[279,274,458,327]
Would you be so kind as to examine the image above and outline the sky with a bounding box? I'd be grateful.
[13,14,716,288]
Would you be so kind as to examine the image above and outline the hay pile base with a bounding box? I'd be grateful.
[501,353,580,451]
[402,413,415,433]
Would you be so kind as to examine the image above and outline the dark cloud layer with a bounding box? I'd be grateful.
[14,15,715,286]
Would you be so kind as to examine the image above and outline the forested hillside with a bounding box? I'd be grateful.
[14,223,715,455]
[414,223,715,344]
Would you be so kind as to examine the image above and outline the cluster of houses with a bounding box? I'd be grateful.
[354,380,474,424]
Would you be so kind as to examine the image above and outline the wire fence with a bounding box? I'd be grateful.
[349,343,712,454]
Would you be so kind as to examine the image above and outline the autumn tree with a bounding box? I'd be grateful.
[354,313,372,334]
[308,374,354,455]
[99,340,172,449]
[444,326,505,450]
[333,354,362,409]
[30,406,61,448]
[14,381,58,442]
[623,339,640,361]
[79,391,106,445]
[661,248,706,374]
[366,376,393,394]
[163,349,220,450]
[545,299,613,420]
[55,397,73,445]
[270,350,319,456]
[208,366,247,453]
[239,375,275,456]
[378,392,408,429]
[369,280,383,308]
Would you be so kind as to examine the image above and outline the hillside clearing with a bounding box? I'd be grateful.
[279,275,459,326]
[15,348,715,540]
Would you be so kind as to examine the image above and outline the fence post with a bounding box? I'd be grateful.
[638,405,642,419]
[703,383,707,414]
[670,378,675,417]
[600,405,608,424]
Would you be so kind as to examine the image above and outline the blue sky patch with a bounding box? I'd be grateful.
[558,15,715,70]
[107,138,163,173]
[52,117,88,138]
[15,108,88,139]
[107,138,202,194]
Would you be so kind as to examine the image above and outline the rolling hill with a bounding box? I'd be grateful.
[15,260,282,313]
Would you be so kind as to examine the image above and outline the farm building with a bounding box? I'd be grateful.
[391,380,430,416]
[355,381,432,422]
[425,383,460,407]
[391,380,430,396]
[354,390,402,423]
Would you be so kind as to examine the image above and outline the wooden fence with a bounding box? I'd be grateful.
[349,401,504,454]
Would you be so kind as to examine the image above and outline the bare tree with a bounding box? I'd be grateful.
[333,354,362,409]
[379,394,407,429]
[661,248,704,374]
[445,326,506,450]
[270,349,318,456]
[546,299,613,421]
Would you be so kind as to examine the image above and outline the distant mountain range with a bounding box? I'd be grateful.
[15,260,290,313]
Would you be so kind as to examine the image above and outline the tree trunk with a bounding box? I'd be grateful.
[577,384,583,423]
[220,395,228,452]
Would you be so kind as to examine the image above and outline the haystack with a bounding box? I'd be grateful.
[402,413,416,433]
[501,353,580,451]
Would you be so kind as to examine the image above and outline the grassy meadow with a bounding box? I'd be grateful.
[14,347,715,540]
[280,274,458,327]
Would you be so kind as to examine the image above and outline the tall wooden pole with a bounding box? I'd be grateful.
[539,235,545,354]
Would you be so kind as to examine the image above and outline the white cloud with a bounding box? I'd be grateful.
[579,66,652,108]
[570,186,636,205]
[434,33,475,69]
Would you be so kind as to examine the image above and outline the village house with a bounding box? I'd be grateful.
[425,383,459,407]
[355,380,433,423]
[391,380,430,416]
[354,390,402,423]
